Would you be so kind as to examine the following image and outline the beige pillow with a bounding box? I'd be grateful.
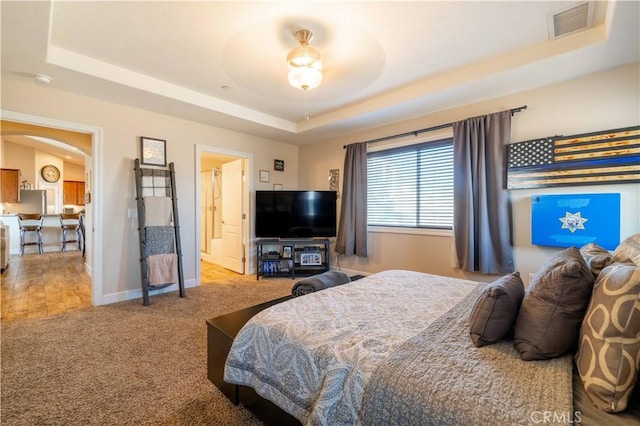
[576,262,640,413]
[580,242,613,276]
[613,234,640,267]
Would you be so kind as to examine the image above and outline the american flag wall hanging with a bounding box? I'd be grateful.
[506,125,640,189]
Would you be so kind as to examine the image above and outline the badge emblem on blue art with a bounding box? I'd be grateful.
[559,212,588,233]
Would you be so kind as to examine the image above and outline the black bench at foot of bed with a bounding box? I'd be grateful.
[207,295,301,425]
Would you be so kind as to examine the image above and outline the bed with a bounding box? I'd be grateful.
[222,268,634,425]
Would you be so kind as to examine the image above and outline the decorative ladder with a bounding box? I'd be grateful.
[133,159,185,306]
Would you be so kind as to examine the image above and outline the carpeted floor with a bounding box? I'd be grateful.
[1,276,297,425]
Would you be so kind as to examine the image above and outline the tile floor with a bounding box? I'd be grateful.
[0,253,240,323]
[1,250,91,322]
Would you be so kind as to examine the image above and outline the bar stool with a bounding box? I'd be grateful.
[79,213,86,258]
[17,213,43,255]
[60,213,81,252]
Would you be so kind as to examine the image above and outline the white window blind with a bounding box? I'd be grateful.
[367,139,453,229]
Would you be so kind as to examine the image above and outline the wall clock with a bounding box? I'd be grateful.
[41,165,61,183]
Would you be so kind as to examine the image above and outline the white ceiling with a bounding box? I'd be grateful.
[1,1,639,146]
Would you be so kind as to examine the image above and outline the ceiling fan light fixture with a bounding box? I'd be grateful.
[287,29,323,91]
[288,66,323,91]
[287,46,321,67]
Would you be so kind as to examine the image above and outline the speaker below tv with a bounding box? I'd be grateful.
[255,190,337,239]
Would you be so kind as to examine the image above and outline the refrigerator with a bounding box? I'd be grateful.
[5,190,47,214]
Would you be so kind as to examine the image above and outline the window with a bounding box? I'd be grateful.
[367,138,453,230]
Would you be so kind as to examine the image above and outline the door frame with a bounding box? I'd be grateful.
[2,109,104,306]
[195,144,252,283]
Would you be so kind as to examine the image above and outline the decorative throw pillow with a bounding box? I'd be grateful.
[576,262,640,413]
[613,234,640,267]
[580,242,613,276]
[514,247,594,360]
[469,272,525,347]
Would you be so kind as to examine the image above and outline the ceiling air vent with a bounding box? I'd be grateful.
[548,2,594,39]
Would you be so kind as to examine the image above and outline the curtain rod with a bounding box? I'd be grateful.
[343,105,527,149]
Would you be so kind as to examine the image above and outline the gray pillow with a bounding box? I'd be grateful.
[579,242,613,276]
[576,262,640,413]
[514,247,595,360]
[469,272,525,347]
[291,270,351,296]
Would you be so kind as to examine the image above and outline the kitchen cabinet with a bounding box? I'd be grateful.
[1,169,20,203]
[63,180,85,206]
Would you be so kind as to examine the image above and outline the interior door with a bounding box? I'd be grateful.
[221,159,245,273]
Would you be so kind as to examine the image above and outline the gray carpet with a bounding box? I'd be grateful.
[1,276,296,425]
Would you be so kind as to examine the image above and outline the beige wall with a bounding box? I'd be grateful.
[3,140,34,185]
[1,140,73,190]
[2,63,638,301]
[300,62,640,285]
[1,120,92,155]
[1,76,299,303]
[62,162,85,182]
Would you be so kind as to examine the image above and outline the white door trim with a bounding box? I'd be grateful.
[1,109,104,306]
[194,144,253,284]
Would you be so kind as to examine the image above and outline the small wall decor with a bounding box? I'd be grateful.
[282,245,292,259]
[259,170,270,183]
[300,252,322,266]
[41,165,60,183]
[329,169,339,192]
[274,159,284,171]
[273,183,283,190]
[507,125,639,189]
[140,136,167,166]
[531,193,620,250]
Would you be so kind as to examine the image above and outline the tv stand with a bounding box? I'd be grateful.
[256,238,330,280]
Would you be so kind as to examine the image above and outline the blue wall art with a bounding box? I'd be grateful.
[531,193,620,250]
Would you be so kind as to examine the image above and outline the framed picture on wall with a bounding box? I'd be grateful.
[140,136,166,166]
[282,245,292,259]
[259,170,270,182]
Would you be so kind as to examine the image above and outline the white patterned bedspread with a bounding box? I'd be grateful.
[223,270,480,425]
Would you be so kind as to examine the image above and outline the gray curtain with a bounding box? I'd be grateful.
[453,110,514,274]
[336,142,368,257]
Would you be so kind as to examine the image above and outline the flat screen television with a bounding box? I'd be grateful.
[255,190,337,238]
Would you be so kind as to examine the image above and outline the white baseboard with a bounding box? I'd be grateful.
[99,278,198,305]
[84,261,92,277]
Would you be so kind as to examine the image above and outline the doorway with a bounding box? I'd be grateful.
[200,168,222,263]
[196,146,251,283]
[1,110,102,306]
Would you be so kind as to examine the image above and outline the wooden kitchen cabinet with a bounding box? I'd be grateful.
[1,168,20,203]
[63,180,85,206]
